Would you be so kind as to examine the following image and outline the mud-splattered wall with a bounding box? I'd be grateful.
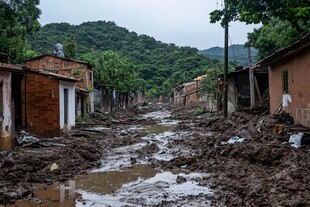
[0,71,12,150]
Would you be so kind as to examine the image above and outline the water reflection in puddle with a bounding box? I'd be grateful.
[78,170,212,207]
[77,165,159,194]
[10,165,212,207]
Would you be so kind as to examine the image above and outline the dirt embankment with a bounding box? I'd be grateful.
[158,107,310,206]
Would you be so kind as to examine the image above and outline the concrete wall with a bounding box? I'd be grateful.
[59,81,75,131]
[22,72,60,137]
[94,87,112,113]
[227,77,236,114]
[269,47,310,127]
[0,71,12,150]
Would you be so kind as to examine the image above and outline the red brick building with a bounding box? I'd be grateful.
[22,67,77,137]
[174,75,208,108]
[258,34,310,127]
[25,54,94,117]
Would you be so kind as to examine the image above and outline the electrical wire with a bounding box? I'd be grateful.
[229,35,237,63]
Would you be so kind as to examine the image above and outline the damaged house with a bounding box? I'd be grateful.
[22,67,77,137]
[257,33,310,127]
[174,75,213,109]
[218,66,269,113]
[25,54,94,117]
[0,63,23,150]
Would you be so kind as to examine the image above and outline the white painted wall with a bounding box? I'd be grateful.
[90,92,94,112]
[0,71,12,138]
[59,81,75,131]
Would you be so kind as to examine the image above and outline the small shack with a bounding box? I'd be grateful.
[218,67,269,113]
[22,67,77,137]
[25,54,94,117]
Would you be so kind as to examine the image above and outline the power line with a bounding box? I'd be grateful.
[228,35,237,62]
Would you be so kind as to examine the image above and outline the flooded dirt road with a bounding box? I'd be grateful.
[3,106,310,206]
[6,109,213,207]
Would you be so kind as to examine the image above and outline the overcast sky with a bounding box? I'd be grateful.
[38,0,259,50]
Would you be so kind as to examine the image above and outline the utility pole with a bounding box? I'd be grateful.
[223,3,229,117]
[247,45,255,109]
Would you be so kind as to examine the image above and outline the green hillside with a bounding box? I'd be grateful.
[27,21,224,97]
[199,44,258,66]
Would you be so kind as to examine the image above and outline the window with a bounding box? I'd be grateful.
[282,70,288,94]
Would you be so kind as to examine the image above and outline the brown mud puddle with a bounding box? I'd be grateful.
[145,125,174,134]
[8,165,212,207]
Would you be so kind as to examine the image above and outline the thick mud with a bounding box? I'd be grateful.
[1,108,213,207]
[1,105,310,206]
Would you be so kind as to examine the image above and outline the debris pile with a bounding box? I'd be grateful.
[159,108,310,206]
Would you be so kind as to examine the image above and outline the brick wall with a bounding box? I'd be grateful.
[269,48,310,127]
[21,72,60,137]
[25,56,93,90]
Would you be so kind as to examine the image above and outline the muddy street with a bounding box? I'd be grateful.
[1,105,310,206]
[1,107,213,207]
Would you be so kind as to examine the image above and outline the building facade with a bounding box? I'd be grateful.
[25,54,94,117]
[258,34,310,127]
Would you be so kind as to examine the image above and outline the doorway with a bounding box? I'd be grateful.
[64,89,68,125]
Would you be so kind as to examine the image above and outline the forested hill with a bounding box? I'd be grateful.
[27,21,224,97]
[199,45,258,66]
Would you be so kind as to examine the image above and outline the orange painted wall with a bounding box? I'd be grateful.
[269,48,310,127]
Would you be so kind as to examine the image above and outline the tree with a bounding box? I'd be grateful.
[200,67,222,102]
[23,49,40,60]
[28,21,224,97]
[247,18,301,59]
[0,0,41,63]
[64,35,78,59]
[80,51,141,94]
[161,80,173,97]
[210,0,309,32]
